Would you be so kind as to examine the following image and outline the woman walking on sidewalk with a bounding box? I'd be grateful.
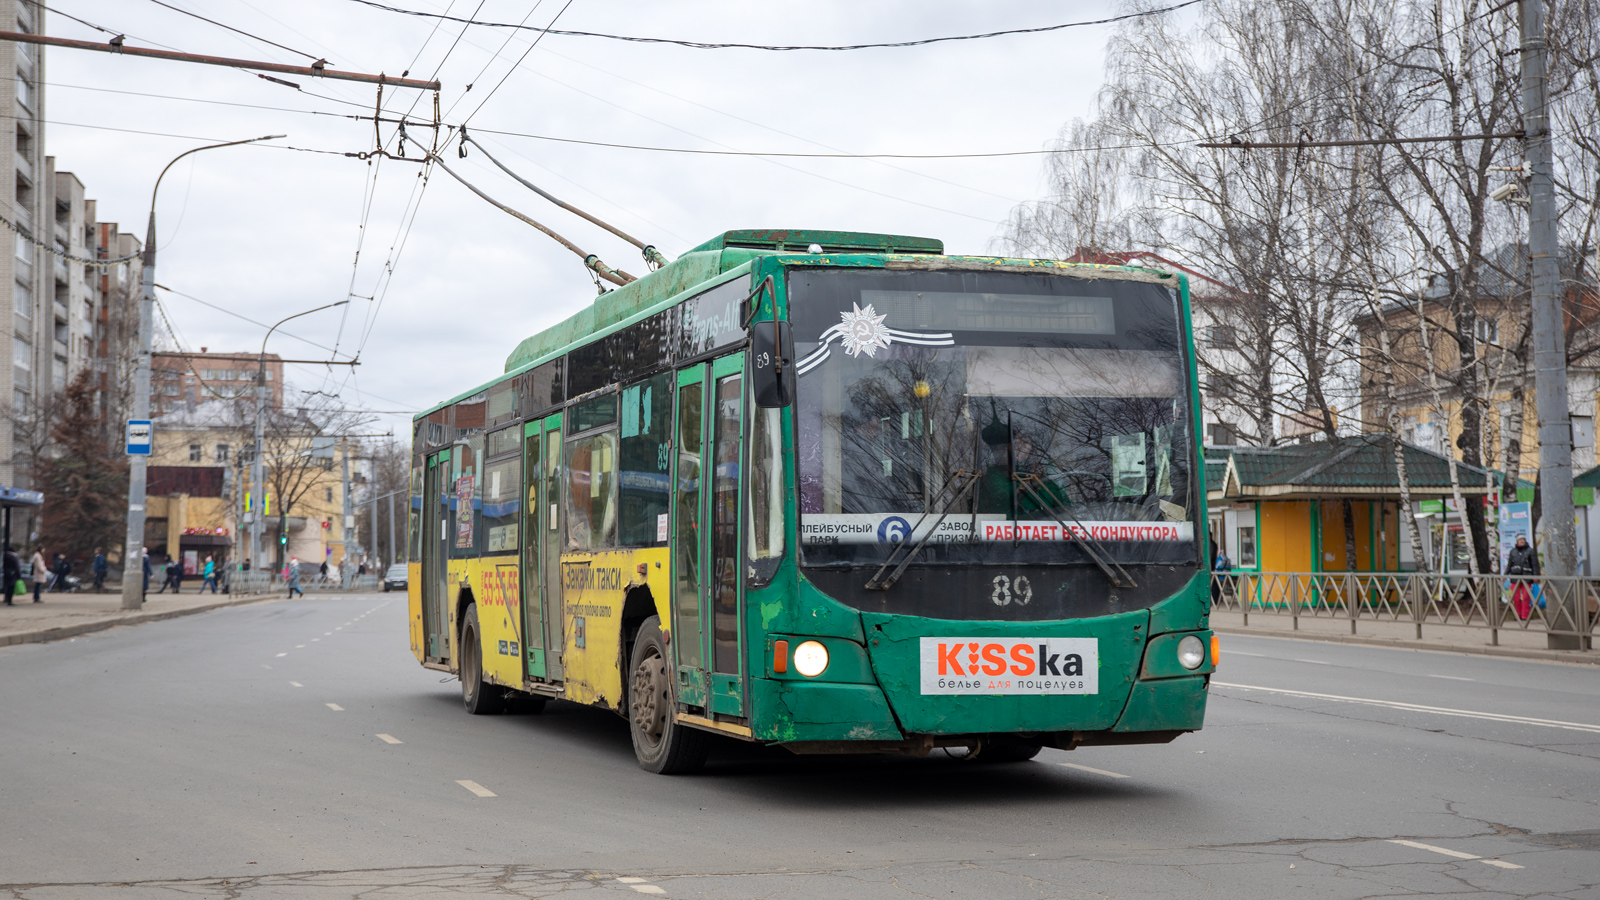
[201,556,218,594]
[30,548,47,602]
[287,557,303,598]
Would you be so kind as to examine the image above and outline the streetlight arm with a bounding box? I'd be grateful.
[261,300,349,359]
[146,134,285,265]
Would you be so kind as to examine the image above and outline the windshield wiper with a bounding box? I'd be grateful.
[865,469,979,591]
[1013,472,1138,589]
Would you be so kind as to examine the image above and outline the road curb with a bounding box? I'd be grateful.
[0,593,285,648]
[1212,626,1600,665]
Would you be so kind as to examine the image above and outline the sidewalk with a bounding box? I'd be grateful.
[0,586,283,648]
[1210,609,1600,665]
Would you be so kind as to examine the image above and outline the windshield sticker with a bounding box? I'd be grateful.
[981,520,1193,542]
[800,513,1191,544]
[796,303,954,375]
[920,637,1099,695]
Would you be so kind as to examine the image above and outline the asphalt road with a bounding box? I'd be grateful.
[1,591,1597,899]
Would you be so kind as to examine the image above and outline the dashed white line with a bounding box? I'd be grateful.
[456,779,496,797]
[1426,674,1474,682]
[376,734,403,744]
[324,632,332,636]
[295,644,306,649]
[275,652,287,657]
[289,681,303,688]
[1387,839,1523,869]
[1214,682,1600,734]
[629,887,665,895]
[1059,762,1129,779]
[325,703,344,711]
[1293,658,1330,665]
[616,878,647,884]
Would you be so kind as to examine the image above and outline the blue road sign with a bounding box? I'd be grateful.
[126,419,152,456]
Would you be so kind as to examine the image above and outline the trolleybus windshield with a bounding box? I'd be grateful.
[791,267,1198,572]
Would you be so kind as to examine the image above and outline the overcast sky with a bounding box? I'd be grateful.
[44,0,1162,438]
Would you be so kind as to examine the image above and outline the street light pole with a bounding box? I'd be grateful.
[250,301,348,580]
[121,135,284,611]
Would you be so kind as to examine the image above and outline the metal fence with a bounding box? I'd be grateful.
[224,572,382,595]
[1211,571,1599,645]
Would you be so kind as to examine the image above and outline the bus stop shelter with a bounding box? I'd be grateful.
[0,484,43,551]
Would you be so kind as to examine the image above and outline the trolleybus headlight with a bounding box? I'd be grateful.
[793,640,829,677]
[1177,635,1206,670]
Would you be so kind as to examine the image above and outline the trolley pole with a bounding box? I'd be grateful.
[1520,0,1580,648]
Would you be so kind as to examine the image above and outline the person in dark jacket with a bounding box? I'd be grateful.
[2,544,19,606]
[50,553,71,592]
[1506,536,1539,620]
[141,548,153,596]
[92,548,108,592]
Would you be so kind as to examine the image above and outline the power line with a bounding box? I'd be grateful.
[340,0,1206,51]
[0,210,139,266]
[143,0,325,62]
[460,0,575,126]
[155,284,353,359]
[443,0,547,121]
[1199,132,1525,149]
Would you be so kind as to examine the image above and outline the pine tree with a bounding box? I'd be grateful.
[39,369,128,567]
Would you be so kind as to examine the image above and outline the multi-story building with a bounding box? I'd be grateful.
[1,0,48,491]
[94,220,142,433]
[150,351,284,416]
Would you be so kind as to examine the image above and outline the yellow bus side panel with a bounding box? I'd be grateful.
[407,561,423,662]
[463,553,524,688]
[559,547,671,709]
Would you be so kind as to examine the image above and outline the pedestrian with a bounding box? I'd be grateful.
[92,548,107,592]
[30,547,47,602]
[141,547,152,596]
[170,558,185,594]
[50,552,70,592]
[357,560,367,577]
[241,557,251,572]
[2,544,19,607]
[1211,546,1233,603]
[1507,535,1539,620]
[287,556,303,598]
[201,555,218,594]
[319,559,329,586]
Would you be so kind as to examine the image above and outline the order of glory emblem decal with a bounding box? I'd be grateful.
[796,304,954,375]
[838,302,892,358]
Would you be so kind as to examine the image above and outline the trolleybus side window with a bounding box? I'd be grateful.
[673,380,704,671]
[619,371,672,546]
[747,402,784,564]
[564,393,620,551]
[483,456,520,553]
[711,373,743,674]
[451,433,484,554]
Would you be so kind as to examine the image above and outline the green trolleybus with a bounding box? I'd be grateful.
[406,229,1217,773]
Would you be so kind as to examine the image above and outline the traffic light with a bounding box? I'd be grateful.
[279,532,288,546]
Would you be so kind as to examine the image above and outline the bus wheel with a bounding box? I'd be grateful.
[460,604,505,715]
[628,616,708,774]
[969,737,1042,763]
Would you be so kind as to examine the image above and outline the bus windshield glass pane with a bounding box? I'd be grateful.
[791,267,1196,570]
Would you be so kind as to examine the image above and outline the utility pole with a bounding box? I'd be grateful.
[1520,0,1580,649]
[370,482,379,570]
[341,440,357,576]
[250,302,350,583]
[387,490,397,570]
[121,136,283,611]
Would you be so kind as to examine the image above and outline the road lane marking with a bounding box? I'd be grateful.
[296,644,306,648]
[325,703,344,711]
[616,878,647,884]
[311,638,320,642]
[1293,659,1330,665]
[1059,762,1129,778]
[1387,840,1524,869]
[275,653,287,657]
[1213,682,1600,734]
[289,681,303,687]
[1427,674,1474,681]
[376,734,402,744]
[324,632,332,636]
[630,887,665,895]
[1389,840,1478,859]
[456,780,495,797]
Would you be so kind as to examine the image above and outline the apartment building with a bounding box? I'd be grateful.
[150,351,285,416]
[1,0,48,489]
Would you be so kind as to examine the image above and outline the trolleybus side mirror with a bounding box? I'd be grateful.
[751,320,796,408]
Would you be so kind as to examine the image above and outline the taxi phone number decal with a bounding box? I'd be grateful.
[919,637,1099,695]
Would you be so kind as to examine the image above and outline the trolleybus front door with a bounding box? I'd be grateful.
[539,414,564,682]
[671,354,746,717]
[521,423,546,680]
[422,449,449,661]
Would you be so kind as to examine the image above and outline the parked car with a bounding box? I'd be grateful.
[382,563,408,592]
